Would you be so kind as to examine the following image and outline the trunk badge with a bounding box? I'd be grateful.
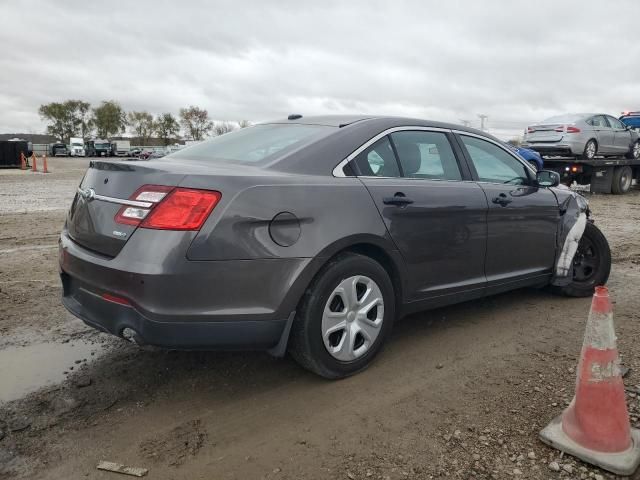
[79,188,96,202]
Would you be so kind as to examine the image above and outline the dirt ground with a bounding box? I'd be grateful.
[1,157,640,480]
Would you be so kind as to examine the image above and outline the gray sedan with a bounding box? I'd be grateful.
[523,113,640,160]
[59,115,611,378]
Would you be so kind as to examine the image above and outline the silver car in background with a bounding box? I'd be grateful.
[523,113,640,160]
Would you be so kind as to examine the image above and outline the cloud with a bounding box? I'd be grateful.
[1,0,639,138]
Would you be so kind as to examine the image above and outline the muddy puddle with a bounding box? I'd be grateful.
[0,340,106,403]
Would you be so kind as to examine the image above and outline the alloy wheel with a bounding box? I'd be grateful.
[585,141,596,159]
[321,275,384,361]
[633,142,640,160]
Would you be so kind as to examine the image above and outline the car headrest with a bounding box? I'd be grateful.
[396,142,421,175]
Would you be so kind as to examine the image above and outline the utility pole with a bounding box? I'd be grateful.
[478,114,488,131]
[459,119,471,127]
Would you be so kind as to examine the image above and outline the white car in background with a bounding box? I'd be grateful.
[523,113,640,160]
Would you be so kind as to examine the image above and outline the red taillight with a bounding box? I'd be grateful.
[115,185,174,226]
[114,185,221,231]
[527,126,536,133]
[140,188,221,230]
[566,125,581,133]
[102,293,131,306]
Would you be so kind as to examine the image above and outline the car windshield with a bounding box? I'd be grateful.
[169,124,336,164]
[539,114,585,124]
[71,143,83,147]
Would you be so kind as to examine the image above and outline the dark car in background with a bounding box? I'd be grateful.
[503,142,543,170]
[51,143,69,157]
[59,116,611,378]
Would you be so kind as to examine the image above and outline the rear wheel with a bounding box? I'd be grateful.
[557,222,611,297]
[289,253,395,379]
[580,139,597,160]
[611,166,632,194]
[625,140,640,160]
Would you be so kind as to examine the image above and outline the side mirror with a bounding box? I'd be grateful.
[536,170,560,187]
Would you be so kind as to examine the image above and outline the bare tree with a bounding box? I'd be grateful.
[214,121,235,136]
[179,106,213,140]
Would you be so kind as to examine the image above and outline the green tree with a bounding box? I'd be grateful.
[38,101,83,142]
[154,113,180,146]
[69,100,93,139]
[127,111,154,145]
[92,101,126,138]
[179,106,213,141]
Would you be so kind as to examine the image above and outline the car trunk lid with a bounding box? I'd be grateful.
[526,124,565,142]
[66,160,187,257]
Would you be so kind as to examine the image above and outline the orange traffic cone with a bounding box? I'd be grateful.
[42,154,49,173]
[31,153,37,172]
[540,286,640,475]
[20,152,26,170]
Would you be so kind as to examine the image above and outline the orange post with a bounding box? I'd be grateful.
[20,152,26,170]
[42,154,49,173]
[31,153,37,172]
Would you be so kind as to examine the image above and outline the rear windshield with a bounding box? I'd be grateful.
[169,124,336,164]
[539,114,584,124]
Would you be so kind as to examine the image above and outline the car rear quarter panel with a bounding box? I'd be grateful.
[184,175,393,261]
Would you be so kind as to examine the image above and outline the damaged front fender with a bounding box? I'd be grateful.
[551,188,590,287]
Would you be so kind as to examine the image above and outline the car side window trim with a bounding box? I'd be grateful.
[334,126,471,180]
[451,130,536,185]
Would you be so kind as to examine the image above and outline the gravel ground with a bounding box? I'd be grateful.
[0,157,639,480]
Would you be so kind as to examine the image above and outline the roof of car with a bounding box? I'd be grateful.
[263,114,489,136]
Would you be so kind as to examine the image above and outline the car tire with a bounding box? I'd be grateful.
[555,222,611,298]
[288,253,395,379]
[579,139,597,160]
[611,166,633,194]
[625,140,640,160]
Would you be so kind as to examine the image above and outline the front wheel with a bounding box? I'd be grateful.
[556,222,611,297]
[625,140,640,160]
[289,253,395,379]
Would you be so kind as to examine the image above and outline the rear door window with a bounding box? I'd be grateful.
[390,131,461,180]
[591,116,610,128]
[460,135,530,185]
[352,136,401,177]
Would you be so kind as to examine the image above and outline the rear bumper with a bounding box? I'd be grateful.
[522,140,583,156]
[61,276,288,349]
[59,229,314,350]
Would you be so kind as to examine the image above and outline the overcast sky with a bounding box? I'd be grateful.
[1,0,639,139]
